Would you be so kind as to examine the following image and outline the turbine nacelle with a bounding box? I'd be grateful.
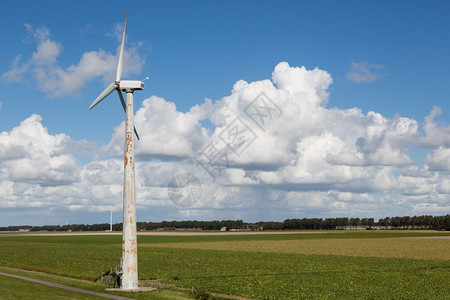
[119,80,144,92]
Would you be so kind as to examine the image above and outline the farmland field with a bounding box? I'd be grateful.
[0,230,449,299]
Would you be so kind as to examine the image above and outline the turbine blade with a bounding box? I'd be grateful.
[117,89,140,140]
[115,9,128,82]
[117,89,126,112]
[89,83,116,110]
[134,127,140,141]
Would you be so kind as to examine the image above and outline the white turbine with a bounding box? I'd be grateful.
[110,210,113,232]
[89,10,142,290]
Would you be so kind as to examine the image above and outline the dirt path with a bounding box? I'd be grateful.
[0,271,133,300]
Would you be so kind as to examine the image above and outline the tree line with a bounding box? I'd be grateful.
[281,217,375,230]
[0,214,448,232]
[378,215,450,230]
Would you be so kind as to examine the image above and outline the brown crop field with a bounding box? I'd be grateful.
[144,236,450,261]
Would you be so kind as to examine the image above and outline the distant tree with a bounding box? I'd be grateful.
[350,218,361,229]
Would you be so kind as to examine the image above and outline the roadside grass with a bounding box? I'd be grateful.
[0,266,193,300]
[0,274,104,300]
[0,231,449,299]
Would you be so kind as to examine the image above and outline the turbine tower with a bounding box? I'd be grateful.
[89,10,143,290]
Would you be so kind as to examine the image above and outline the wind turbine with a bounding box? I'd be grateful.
[89,10,143,290]
[110,210,113,232]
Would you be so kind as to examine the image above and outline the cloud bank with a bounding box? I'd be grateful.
[1,62,449,225]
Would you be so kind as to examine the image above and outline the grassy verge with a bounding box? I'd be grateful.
[0,266,193,300]
[0,272,104,300]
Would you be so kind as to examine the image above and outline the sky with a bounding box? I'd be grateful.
[1,0,450,226]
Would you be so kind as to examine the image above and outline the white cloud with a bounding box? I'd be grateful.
[2,24,145,97]
[0,114,79,185]
[104,96,212,158]
[437,177,450,194]
[32,39,62,66]
[346,62,386,83]
[2,62,450,226]
[425,147,450,171]
[2,55,29,82]
[413,202,450,215]
[106,23,126,42]
[101,62,445,200]
[421,108,450,171]
[419,106,450,148]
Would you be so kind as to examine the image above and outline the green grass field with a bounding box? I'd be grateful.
[0,231,449,299]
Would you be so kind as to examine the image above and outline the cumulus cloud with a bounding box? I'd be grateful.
[102,62,444,197]
[419,106,450,148]
[419,107,450,172]
[2,24,145,97]
[346,62,386,83]
[0,114,79,185]
[425,147,450,171]
[437,178,450,194]
[1,61,450,225]
[104,96,212,158]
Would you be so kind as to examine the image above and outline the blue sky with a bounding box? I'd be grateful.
[0,1,449,226]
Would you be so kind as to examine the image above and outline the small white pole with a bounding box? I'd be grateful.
[110,210,113,232]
